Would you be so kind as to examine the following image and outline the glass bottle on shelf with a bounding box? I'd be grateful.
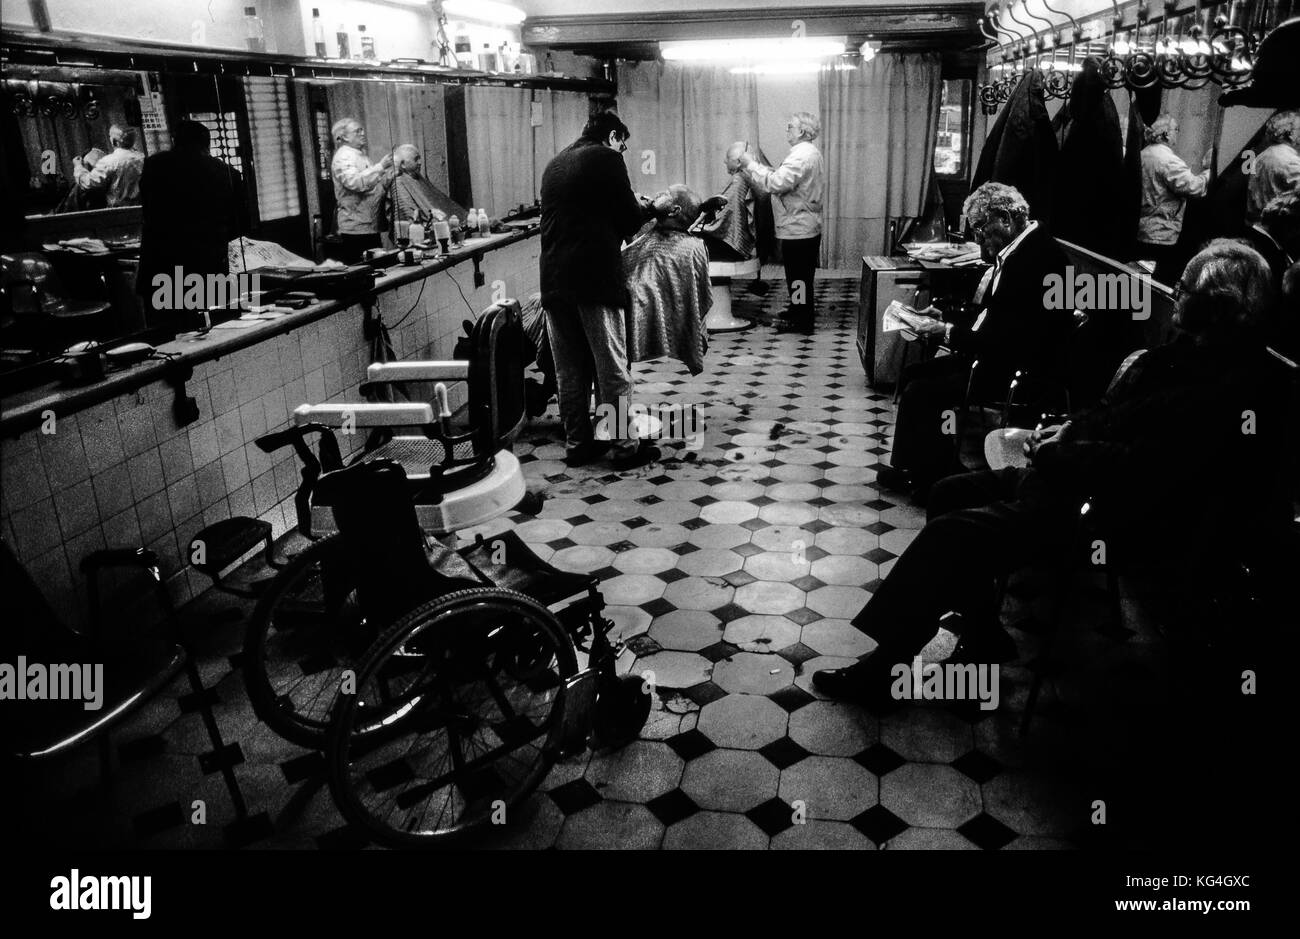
[478,44,498,72]
[312,8,328,58]
[336,23,351,60]
[477,208,490,237]
[359,25,376,60]
[454,26,473,68]
[244,6,266,53]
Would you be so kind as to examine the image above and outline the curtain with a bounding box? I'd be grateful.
[818,53,943,267]
[615,61,760,201]
[534,89,590,200]
[465,86,533,218]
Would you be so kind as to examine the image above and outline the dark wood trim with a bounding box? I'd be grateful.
[524,3,985,48]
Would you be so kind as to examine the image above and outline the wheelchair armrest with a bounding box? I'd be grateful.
[365,360,469,383]
[293,402,435,428]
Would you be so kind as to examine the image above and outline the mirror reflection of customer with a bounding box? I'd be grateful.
[77,126,144,207]
[57,148,107,213]
[388,144,464,238]
[331,118,395,263]
[137,120,248,328]
[1246,110,1300,226]
[1137,115,1210,279]
[739,112,825,335]
[540,110,674,472]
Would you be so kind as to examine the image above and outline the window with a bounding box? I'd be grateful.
[243,77,301,221]
[188,109,243,174]
[933,79,971,177]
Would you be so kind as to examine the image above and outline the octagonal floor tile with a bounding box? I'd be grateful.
[814,527,878,555]
[805,585,871,619]
[788,699,878,756]
[632,651,713,690]
[696,693,789,749]
[675,549,743,577]
[880,706,976,763]
[683,523,751,550]
[793,655,860,700]
[585,740,684,803]
[810,555,879,587]
[711,652,795,695]
[679,749,780,813]
[569,521,632,546]
[556,801,664,850]
[550,545,615,573]
[723,614,801,652]
[778,756,878,820]
[662,577,733,612]
[647,610,723,652]
[626,523,691,548]
[771,819,875,850]
[612,547,679,574]
[734,580,805,615]
[880,763,981,829]
[601,573,667,606]
[743,551,810,582]
[700,501,760,525]
[758,502,819,526]
[663,810,770,850]
[799,619,876,659]
[512,517,573,544]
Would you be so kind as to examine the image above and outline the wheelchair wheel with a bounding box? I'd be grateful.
[244,533,377,748]
[327,587,577,847]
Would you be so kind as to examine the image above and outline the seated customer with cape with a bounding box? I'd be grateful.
[622,184,713,375]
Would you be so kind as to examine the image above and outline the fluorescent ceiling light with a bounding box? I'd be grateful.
[730,62,826,75]
[662,38,846,63]
[440,0,526,25]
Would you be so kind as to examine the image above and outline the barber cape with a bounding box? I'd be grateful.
[695,172,756,260]
[622,228,713,375]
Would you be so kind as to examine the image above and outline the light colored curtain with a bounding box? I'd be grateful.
[534,89,590,199]
[615,61,760,200]
[317,80,449,191]
[465,86,533,218]
[818,53,943,267]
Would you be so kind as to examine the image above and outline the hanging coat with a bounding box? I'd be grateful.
[972,69,1058,222]
[1051,58,1132,257]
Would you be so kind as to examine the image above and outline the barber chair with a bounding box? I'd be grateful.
[705,257,760,333]
[0,251,114,352]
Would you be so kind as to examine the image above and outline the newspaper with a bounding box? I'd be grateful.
[227,237,346,274]
[882,299,938,339]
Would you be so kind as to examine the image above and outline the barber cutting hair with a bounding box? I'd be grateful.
[331,118,395,263]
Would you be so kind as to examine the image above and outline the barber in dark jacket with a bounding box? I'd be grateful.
[877,182,1071,501]
[541,110,672,471]
[137,120,248,329]
[815,239,1289,707]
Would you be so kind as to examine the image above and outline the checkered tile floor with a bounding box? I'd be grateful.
[25,276,1163,850]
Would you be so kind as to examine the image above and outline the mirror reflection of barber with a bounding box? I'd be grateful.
[75,125,144,208]
[330,118,396,262]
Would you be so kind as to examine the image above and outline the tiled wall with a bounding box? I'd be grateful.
[1,238,540,628]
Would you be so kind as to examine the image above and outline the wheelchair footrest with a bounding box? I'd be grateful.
[458,530,597,606]
[188,517,273,580]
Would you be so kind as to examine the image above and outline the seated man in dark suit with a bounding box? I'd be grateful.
[815,240,1289,705]
[877,183,1071,501]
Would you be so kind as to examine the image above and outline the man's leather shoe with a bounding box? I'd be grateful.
[811,660,901,712]
[564,440,610,467]
[611,440,661,471]
[876,465,912,493]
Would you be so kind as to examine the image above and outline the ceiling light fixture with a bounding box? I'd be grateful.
[661,37,846,63]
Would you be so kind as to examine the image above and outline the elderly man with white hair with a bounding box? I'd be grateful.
[1247,110,1300,226]
[77,125,144,207]
[330,117,395,262]
[1137,114,1211,274]
[739,111,825,335]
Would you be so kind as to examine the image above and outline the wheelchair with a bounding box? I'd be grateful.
[246,299,650,844]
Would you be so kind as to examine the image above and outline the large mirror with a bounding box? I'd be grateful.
[2,67,163,218]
